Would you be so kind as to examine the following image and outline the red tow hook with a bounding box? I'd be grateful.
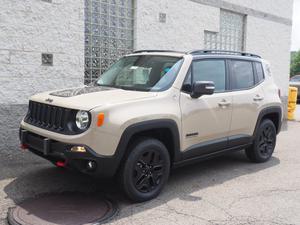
[56,161,67,168]
[20,144,29,150]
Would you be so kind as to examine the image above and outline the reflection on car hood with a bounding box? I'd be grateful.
[49,86,113,97]
[30,86,158,111]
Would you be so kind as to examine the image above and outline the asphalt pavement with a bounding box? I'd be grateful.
[1,110,300,225]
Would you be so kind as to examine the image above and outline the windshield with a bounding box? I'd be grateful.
[95,55,183,92]
[290,75,300,82]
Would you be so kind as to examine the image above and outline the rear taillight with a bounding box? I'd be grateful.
[20,144,28,150]
[56,161,66,168]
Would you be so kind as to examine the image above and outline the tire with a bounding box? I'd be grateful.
[245,119,277,163]
[119,138,170,202]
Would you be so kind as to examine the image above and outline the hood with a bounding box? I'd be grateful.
[30,86,158,111]
[289,81,300,87]
[290,81,300,86]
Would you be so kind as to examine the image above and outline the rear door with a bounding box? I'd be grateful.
[228,60,265,146]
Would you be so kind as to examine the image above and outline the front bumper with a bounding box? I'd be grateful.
[19,129,119,178]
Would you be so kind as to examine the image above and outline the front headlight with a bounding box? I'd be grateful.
[75,110,90,130]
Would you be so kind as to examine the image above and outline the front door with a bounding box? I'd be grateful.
[180,59,233,159]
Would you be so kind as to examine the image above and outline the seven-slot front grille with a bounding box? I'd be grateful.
[25,101,72,133]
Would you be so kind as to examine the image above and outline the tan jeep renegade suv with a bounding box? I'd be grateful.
[20,50,283,202]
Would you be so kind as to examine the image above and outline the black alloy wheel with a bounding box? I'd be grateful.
[119,138,170,202]
[246,119,277,163]
[133,150,165,193]
[257,124,276,158]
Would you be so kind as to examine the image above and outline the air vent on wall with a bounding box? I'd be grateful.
[41,53,53,66]
[159,13,167,23]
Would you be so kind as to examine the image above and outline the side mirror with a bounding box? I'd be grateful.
[190,81,215,98]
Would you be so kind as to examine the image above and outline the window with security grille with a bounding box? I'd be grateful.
[84,0,134,84]
[205,10,246,51]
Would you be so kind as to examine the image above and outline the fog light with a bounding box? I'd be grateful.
[70,146,86,153]
[86,160,97,171]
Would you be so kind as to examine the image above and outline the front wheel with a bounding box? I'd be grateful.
[245,119,277,163]
[119,138,170,202]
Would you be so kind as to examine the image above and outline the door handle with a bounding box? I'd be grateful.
[253,94,264,101]
[218,99,230,108]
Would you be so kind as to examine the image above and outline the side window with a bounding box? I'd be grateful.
[230,60,254,90]
[254,62,265,83]
[192,60,226,92]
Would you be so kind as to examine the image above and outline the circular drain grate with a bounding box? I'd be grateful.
[7,193,117,225]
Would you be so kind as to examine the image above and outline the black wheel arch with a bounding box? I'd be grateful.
[112,119,181,176]
[253,106,282,137]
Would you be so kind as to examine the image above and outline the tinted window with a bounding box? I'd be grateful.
[255,62,264,82]
[192,60,226,92]
[230,60,254,90]
[290,75,300,82]
[182,69,192,92]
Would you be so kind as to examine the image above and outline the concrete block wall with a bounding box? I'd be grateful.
[135,0,220,51]
[246,16,292,97]
[135,0,293,111]
[0,0,84,151]
[224,0,293,98]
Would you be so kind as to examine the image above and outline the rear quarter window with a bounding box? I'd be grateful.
[254,62,265,83]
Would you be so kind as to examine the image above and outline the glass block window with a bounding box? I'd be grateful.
[84,0,134,84]
[205,10,246,51]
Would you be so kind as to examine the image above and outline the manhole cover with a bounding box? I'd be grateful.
[7,193,117,225]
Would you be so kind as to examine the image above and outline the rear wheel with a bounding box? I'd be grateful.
[245,119,277,163]
[119,138,170,202]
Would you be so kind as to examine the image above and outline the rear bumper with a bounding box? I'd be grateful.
[19,129,119,178]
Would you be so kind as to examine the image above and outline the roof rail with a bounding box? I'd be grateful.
[187,49,261,58]
[133,50,185,54]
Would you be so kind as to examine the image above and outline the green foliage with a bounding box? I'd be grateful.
[291,50,300,77]
[291,51,297,62]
